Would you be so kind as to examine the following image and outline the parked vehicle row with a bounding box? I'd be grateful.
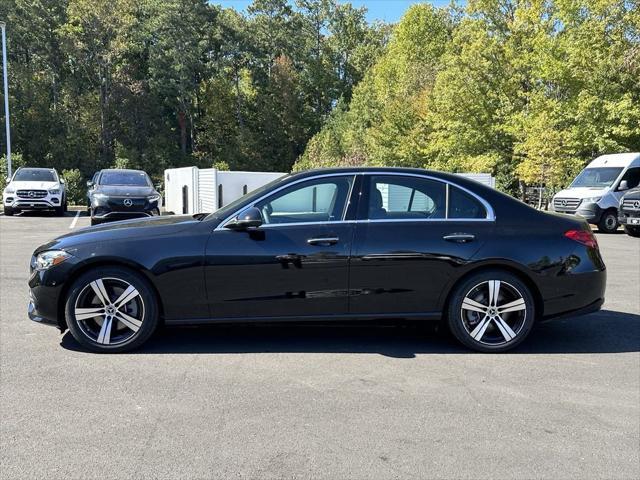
[3,167,68,216]
[28,167,606,354]
[551,152,640,235]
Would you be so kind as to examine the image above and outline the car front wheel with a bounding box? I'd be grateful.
[65,267,159,352]
[447,271,535,353]
[597,210,619,233]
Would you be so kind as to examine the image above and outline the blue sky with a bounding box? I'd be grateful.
[212,1,452,23]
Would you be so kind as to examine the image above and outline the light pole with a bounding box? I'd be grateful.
[0,21,11,179]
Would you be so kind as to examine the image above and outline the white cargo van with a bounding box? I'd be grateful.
[551,153,640,233]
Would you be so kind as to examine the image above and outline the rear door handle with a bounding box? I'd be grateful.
[443,233,475,243]
[307,236,339,246]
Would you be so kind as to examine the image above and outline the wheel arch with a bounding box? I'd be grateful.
[441,262,544,322]
[56,259,165,331]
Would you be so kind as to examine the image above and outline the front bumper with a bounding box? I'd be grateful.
[618,209,640,226]
[91,197,160,222]
[551,201,603,224]
[4,194,62,211]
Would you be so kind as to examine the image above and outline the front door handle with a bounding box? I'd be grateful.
[443,233,476,243]
[307,236,339,246]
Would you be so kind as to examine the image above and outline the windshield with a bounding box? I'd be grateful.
[13,169,57,182]
[205,175,289,220]
[570,167,623,188]
[99,171,151,187]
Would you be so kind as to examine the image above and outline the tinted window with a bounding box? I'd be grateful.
[13,169,56,182]
[448,186,487,219]
[368,176,446,220]
[619,167,640,190]
[99,171,150,186]
[256,176,354,225]
[571,167,623,188]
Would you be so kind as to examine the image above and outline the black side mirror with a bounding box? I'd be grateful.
[618,180,629,191]
[86,180,94,188]
[225,207,263,230]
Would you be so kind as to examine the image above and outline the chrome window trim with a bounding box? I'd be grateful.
[215,171,495,231]
[215,173,358,231]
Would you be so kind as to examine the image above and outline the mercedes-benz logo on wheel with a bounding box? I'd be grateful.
[123,198,133,207]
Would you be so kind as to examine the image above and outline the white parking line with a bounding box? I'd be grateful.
[69,211,81,229]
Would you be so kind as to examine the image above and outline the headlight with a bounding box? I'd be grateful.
[35,250,72,270]
[583,196,601,204]
[147,194,161,202]
[92,193,108,200]
[4,187,15,194]
[48,189,60,195]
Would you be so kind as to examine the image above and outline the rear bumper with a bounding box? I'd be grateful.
[541,298,604,322]
[541,268,606,320]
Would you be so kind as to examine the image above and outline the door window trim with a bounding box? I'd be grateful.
[359,172,495,222]
[215,171,495,231]
[215,173,358,230]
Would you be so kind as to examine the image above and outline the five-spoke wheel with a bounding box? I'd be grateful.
[448,271,535,352]
[65,267,158,352]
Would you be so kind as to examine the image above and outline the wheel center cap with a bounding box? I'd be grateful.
[489,308,497,315]
[106,306,115,315]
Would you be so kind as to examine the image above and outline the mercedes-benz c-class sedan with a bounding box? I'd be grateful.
[28,168,606,353]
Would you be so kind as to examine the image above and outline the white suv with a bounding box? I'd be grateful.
[3,167,67,216]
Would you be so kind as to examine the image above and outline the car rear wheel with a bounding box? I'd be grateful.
[597,209,619,233]
[623,225,640,237]
[65,267,159,352]
[447,271,535,353]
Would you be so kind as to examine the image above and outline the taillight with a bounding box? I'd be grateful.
[564,229,598,249]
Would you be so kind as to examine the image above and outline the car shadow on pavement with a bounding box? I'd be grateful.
[60,309,640,357]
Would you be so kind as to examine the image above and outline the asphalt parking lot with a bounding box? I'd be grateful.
[1,212,638,479]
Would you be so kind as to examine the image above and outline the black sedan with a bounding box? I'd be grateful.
[87,169,161,225]
[28,168,606,353]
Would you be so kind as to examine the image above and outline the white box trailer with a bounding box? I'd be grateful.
[164,167,285,214]
[164,167,495,215]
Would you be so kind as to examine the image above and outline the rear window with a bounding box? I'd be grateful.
[99,171,150,187]
[13,169,56,182]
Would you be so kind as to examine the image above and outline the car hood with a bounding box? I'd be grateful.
[35,214,204,254]
[553,187,607,199]
[8,180,60,191]
[621,188,640,200]
[94,185,156,196]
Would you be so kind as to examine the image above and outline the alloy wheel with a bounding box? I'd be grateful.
[460,280,527,346]
[74,277,145,345]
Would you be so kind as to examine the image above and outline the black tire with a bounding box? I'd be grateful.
[623,225,640,238]
[447,270,536,353]
[63,196,68,212]
[90,217,101,226]
[597,209,619,233]
[3,206,14,216]
[64,267,159,353]
[55,205,65,216]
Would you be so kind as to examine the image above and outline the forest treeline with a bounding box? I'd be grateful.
[296,0,640,193]
[1,0,639,195]
[1,0,389,185]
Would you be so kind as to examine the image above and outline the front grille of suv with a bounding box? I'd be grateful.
[16,190,48,199]
[553,197,581,212]
[622,199,640,211]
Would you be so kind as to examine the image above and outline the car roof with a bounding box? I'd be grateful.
[17,167,56,172]
[99,169,148,174]
[587,153,640,168]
